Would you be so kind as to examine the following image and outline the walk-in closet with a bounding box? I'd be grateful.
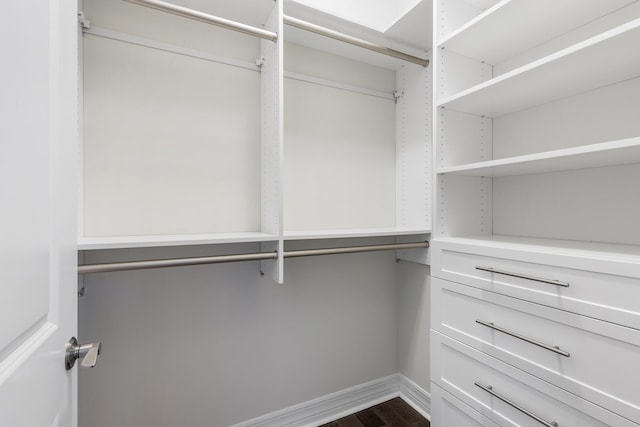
[77,0,431,426]
[2,1,640,426]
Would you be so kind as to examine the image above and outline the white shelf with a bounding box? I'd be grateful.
[438,17,640,117]
[437,137,640,177]
[438,0,635,65]
[283,227,431,241]
[78,232,279,250]
[79,228,433,249]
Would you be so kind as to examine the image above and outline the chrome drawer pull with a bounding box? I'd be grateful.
[476,320,570,357]
[475,382,559,427]
[476,266,570,287]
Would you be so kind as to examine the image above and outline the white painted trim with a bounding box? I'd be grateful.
[230,374,431,427]
[230,375,399,427]
[0,322,56,383]
[398,374,431,421]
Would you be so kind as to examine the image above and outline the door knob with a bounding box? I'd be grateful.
[65,337,102,370]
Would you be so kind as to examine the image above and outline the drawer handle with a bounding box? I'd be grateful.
[476,320,570,357]
[476,266,570,288]
[475,382,559,427]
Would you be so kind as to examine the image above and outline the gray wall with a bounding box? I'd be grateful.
[397,262,431,391]
[79,240,420,427]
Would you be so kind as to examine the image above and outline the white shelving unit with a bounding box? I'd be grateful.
[433,0,640,243]
[79,0,432,281]
[437,0,636,64]
[438,17,640,117]
[431,0,640,424]
[75,4,433,427]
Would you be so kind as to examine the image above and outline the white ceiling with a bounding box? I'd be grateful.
[285,0,432,51]
[289,0,422,32]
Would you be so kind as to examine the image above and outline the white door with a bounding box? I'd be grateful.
[0,1,78,426]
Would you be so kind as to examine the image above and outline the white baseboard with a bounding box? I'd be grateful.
[398,374,431,421]
[230,373,431,427]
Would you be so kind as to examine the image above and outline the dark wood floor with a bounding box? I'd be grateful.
[319,397,430,427]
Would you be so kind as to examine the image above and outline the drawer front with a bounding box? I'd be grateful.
[431,383,499,427]
[432,277,640,423]
[432,241,640,329]
[431,331,637,427]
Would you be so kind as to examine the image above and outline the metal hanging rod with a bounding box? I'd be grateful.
[283,241,428,258]
[283,15,429,68]
[123,0,278,42]
[78,252,278,275]
[77,241,429,274]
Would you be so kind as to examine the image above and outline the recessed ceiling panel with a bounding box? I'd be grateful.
[291,0,422,32]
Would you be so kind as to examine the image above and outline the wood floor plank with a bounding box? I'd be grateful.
[335,414,365,427]
[354,408,385,427]
[387,398,428,425]
[371,400,407,425]
[318,398,429,427]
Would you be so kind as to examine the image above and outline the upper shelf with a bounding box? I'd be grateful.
[437,17,640,117]
[438,0,635,65]
[437,137,640,177]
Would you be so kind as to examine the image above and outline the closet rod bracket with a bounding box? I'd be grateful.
[78,12,91,29]
[393,90,404,104]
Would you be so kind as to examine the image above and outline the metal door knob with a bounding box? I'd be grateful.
[65,337,102,370]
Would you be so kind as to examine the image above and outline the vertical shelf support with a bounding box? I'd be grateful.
[395,56,433,265]
[260,0,285,283]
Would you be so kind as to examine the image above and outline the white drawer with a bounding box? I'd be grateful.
[431,383,499,427]
[433,277,640,423]
[431,331,637,427]
[432,238,640,329]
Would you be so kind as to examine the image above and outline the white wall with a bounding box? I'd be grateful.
[78,240,401,427]
[82,35,262,236]
[283,42,397,232]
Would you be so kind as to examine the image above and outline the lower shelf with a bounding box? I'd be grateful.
[78,232,279,250]
[284,227,431,240]
[79,228,432,250]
